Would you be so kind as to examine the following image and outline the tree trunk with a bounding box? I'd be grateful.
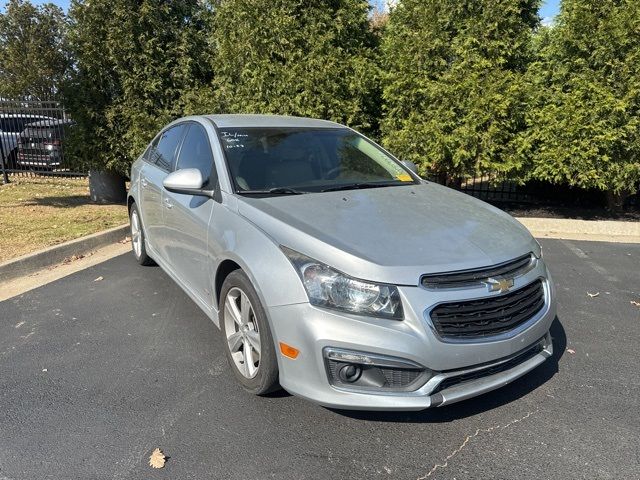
[605,189,628,211]
[89,170,126,204]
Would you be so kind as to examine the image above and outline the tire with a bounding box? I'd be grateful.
[129,203,155,266]
[219,270,280,395]
[4,149,17,170]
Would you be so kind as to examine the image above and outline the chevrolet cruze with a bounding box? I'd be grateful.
[127,114,556,410]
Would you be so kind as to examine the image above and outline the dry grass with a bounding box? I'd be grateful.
[0,176,128,263]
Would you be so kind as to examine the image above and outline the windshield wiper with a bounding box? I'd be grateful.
[240,187,306,195]
[320,182,406,193]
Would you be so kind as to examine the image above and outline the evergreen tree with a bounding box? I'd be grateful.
[381,0,540,178]
[0,0,69,99]
[66,0,211,175]
[524,0,640,200]
[186,0,379,135]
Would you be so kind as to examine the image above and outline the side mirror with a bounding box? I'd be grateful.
[162,168,213,197]
[401,160,418,175]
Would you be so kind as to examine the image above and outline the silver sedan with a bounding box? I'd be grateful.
[128,115,556,410]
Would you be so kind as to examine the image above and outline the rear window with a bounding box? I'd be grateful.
[1,117,54,133]
[22,126,62,139]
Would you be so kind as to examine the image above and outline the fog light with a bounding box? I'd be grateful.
[338,364,362,383]
[323,347,432,392]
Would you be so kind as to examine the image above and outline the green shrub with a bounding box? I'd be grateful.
[65,0,211,175]
[523,0,640,196]
[381,0,540,179]
[185,0,380,136]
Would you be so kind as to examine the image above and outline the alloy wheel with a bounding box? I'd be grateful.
[224,287,261,379]
[130,210,142,259]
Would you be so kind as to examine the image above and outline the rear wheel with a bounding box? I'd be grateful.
[219,270,279,395]
[3,149,17,170]
[129,203,155,266]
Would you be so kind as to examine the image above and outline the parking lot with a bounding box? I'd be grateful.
[1,238,639,479]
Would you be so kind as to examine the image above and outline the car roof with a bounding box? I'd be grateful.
[203,114,344,129]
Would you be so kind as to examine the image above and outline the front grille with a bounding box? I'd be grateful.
[431,340,544,394]
[430,279,545,339]
[421,253,534,289]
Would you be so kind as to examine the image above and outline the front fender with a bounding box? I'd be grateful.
[211,202,308,311]
[127,158,144,207]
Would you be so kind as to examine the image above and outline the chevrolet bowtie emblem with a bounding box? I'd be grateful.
[485,277,514,293]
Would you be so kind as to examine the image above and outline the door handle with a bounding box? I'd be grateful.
[164,198,174,209]
[141,177,148,188]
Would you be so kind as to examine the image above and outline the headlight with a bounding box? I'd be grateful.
[282,247,403,320]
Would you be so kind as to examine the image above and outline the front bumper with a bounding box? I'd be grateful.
[267,262,556,411]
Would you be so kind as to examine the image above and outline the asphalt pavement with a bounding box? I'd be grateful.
[0,238,639,479]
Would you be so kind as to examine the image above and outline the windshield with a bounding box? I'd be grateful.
[218,127,418,193]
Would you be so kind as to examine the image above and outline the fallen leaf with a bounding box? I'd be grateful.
[566,348,576,354]
[631,301,640,307]
[587,292,599,298]
[63,254,85,265]
[149,448,166,469]
[93,276,103,282]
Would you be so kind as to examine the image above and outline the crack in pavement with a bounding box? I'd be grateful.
[416,409,537,479]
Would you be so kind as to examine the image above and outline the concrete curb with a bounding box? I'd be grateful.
[0,224,130,283]
[516,217,640,243]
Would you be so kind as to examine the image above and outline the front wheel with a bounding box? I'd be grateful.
[219,270,279,395]
[129,203,155,266]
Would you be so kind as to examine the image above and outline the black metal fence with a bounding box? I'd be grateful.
[429,172,534,204]
[0,99,86,183]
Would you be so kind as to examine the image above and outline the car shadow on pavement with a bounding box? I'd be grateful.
[329,316,566,423]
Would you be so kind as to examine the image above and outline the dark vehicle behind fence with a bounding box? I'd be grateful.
[16,119,74,169]
[0,114,53,168]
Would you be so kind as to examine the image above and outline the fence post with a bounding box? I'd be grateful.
[0,135,9,184]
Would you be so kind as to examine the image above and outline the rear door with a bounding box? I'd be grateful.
[139,124,187,258]
[161,122,217,304]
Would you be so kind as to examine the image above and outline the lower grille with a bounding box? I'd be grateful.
[430,279,545,339]
[326,359,424,391]
[431,340,544,394]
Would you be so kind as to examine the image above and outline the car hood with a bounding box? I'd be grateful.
[236,182,538,286]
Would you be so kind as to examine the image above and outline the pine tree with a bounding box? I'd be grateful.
[524,0,640,201]
[0,0,69,99]
[66,0,211,175]
[186,0,379,135]
[381,0,540,178]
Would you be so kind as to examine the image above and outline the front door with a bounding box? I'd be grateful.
[161,122,217,306]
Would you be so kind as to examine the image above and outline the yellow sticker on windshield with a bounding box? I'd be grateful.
[396,174,413,182]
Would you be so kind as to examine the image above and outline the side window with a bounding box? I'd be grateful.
[148,125,186,171]
[0,117,24,133]
[175,123,216,184]
[142,141,155,161]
